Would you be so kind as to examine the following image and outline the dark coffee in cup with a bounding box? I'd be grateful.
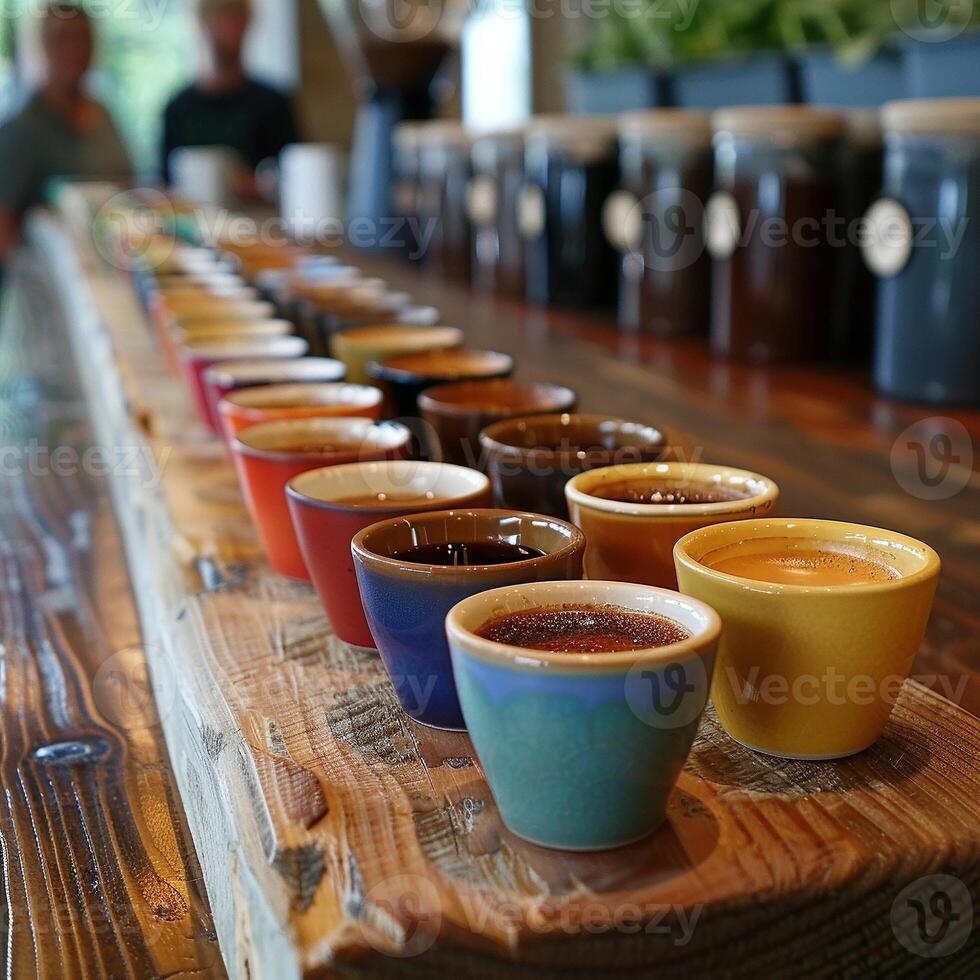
[477,603,691,652]
[390,541,545,566]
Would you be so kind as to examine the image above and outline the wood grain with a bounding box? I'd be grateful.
[28,210,980,979]
[0,253,223,978]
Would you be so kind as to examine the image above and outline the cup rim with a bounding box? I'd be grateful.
[180,336,308,361]
[479,413,668,464]
[220,382,384,414]
[350,508,585,577]
[367,348,515,385]
[334,324,464,347]
[417,379,578,418]
[673,517,941,596]
[565,462,779,517]
[233,417,411,463]
[446,580,721,672]
[286,460,491,513]
[203,356,347,387]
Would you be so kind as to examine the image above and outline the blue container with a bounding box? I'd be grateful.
[872,100,980,404]
[904,32,980,99]
[673,54,798,109]
[447,580,720,850]
[350,510,584,730]
[797,47,905,106]
[565,68,672,114]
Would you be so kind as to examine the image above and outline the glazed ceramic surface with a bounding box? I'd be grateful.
[566,462,778,589]
[674,517,940,759]
[287,462,491,647]
[481,413,668,518]
[447,580,720,850]
[231,418,411,579]
[351,510,585,729]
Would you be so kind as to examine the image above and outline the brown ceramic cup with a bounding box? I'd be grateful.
[479,413,669,518]
[418,379,577,468]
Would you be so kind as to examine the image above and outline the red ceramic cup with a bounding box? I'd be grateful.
[231,418,412,579]
[203,355,347,424]
[178,335,308,432]
[218,382,384,443]
[286,461,491,646]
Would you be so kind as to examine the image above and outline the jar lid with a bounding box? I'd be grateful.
[393,122,426,150]
[842,108,882,148]
[415,119,473,148]
[712,106,846,143]
[525,114,618,156]
[471,127,525,170]
[882,98,980,135]
[619,109,712,147]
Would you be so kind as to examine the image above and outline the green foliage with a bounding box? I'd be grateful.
[574,0,980,73]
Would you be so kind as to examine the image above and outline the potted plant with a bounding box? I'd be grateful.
[565,11,672,114]
[659,0,800,108]
[790,0,907,105]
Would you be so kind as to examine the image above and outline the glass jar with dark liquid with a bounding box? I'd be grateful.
[708,107,849,363]
[608,110,713,338]
[521,115,620,309]
[468,128,525,298]
[870,98,980,405]
[837,109,883,363]
[417,120,472,282]
[392,122,423,259]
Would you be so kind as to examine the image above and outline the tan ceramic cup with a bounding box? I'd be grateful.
[565,461,779,589]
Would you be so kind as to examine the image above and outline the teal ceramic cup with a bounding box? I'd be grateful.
[446,580,721,850]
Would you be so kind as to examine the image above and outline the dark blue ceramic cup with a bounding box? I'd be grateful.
[350,509,585,729]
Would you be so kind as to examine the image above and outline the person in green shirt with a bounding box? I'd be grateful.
[0,2,132,265]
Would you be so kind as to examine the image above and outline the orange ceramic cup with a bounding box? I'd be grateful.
[231,417,412,579]
[218,382,384,442]
[565,461,779,590]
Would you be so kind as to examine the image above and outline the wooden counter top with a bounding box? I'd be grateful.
[22,212,980,979]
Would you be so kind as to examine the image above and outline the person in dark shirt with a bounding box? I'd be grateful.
[160,0,299,196]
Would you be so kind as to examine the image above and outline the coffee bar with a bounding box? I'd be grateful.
[2,4,979,979]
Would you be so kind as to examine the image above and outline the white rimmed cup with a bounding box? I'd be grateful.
[447,579,721,850]
[565,461,779,589]
[217,382,384,443]
[286,460,491,647]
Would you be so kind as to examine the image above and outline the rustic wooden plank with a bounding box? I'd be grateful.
[30,211,980,979]
[0,253,223,978]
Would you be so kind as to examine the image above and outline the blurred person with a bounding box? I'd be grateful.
[161,0,300,197]
[0,2,132,266]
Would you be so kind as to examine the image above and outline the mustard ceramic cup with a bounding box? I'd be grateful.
[674,518,941,760]
[565,462,778,590]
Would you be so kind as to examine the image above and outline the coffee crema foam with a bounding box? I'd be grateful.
[477,603,691,653]
[703,538,900,586]
[592,480,752,505]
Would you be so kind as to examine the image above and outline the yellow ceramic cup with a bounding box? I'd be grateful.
[673,518,941,760]
[332,325,463,385]
[565,462,779,590]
